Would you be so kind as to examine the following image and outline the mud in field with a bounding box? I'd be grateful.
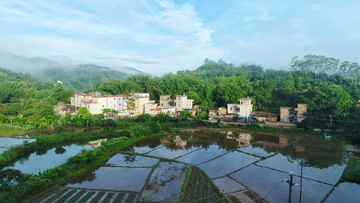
[181,166,225,203]
[140,161,188,202]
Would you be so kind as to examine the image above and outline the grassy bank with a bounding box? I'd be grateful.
[0,129,167,203]
[341,158,360,183]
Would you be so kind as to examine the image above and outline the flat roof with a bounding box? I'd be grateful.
[238,98,251,101]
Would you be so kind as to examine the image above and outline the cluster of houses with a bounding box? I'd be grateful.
[54,91,308,123]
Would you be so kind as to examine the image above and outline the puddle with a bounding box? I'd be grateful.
[199,151,260,178]
[257,153,347,185]
[65,167,152,192]
[175,144,228,165]
[213,177,245,193]
[140,161,187,202]
[2,144,93,174]
[325,182,360,203]
[230,165,333,203]
[106,153,159,167]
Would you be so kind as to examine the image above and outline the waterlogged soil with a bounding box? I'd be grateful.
[65,167,152,192]
[140,161,188,202]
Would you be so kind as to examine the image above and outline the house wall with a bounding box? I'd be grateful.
[135,97,149,115]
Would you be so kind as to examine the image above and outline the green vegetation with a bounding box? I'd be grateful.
[341,159,360,183]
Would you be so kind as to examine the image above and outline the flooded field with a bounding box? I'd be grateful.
[1,139,110,174]
[0,136,36,155]
[23,129,360,202]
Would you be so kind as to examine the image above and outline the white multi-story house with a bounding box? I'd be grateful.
[174,93,193,110]
[71,92,154,116]
[227,97,253,118]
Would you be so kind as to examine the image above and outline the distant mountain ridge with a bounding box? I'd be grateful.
[0,51,150,90]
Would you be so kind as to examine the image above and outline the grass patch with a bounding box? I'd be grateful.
[180,165,192,201]
[341,158,360,183]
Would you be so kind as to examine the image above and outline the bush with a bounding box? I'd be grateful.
[148,121,161,133]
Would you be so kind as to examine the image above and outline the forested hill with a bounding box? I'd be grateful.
[96,56,360,118]
[29,64,132,91]
[0,51,148,91]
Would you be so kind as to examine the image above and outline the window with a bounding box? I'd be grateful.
[178,104,180,107]
[114,98,116,100]
[102,105,104,108]
[230,108,233,111]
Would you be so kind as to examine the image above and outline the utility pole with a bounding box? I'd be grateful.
[285,171,298,203]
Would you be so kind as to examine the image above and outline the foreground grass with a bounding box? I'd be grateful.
[0,129,167,203]
[0,126,36,137]
[341,158,360,183]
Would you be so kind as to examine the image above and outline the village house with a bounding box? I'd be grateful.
[227,97,253,118]
[209,107,227,118]
[280,104,307,123]
[70,92,151,116]
[252,111,278,122]
[58,106,76,117]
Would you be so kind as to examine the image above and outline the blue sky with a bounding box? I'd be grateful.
[0,0,359,75]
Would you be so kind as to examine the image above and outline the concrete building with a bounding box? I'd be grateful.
[280,104,307,123]
[209,107,227,118]
[71,92,151,116]
[227,97,253,117]
[159,95,174,106]
[252,111,277,122]
[174,93,193,110]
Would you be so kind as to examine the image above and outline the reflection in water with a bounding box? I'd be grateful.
[173,136,187,148]
[55,147,66,155]
[87,139,107,148]
[226,133,252,148]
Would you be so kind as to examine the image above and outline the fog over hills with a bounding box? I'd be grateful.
[0,51,149,90]
[0,51,149,76]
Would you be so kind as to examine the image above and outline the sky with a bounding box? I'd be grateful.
[0,0,359,76]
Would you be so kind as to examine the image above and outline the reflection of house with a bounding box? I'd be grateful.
[227,97,253,117]
[252,111,277,122]
[173,136,187,147]
[280,104,307,123]
[226,133,252,148]
[87,139,107,148]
